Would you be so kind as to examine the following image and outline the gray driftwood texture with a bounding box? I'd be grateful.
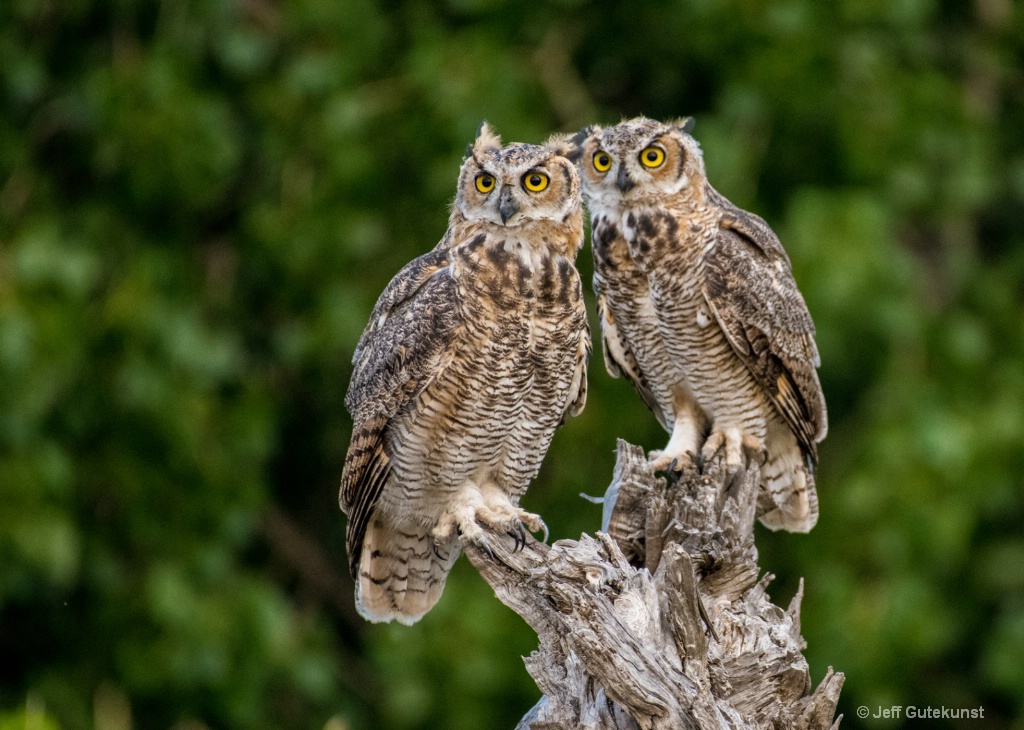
[461,440,844,730]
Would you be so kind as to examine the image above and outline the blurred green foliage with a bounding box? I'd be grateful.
[1,0,1022,728]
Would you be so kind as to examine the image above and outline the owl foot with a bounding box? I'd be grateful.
[700,427,765,483]
[437,516,497,561]
[476,505,549,549]
[649,448,697,474]
[438,498,549,562]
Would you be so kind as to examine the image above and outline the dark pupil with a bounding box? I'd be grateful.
[482,177,492,188]
[647,151,658,161]
[530,175,541,186]
[599,155,607,165]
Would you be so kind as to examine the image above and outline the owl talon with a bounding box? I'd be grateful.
[507,524,527,552]
[650,449,696,474]
[668,453,696,474]
[513,510,548,545]
[467,532,496,562]
[432,540,449,562]
[531,517,549,545]
[508,515,545,548]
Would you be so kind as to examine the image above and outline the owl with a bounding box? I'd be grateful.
[340,123,590,624]
[575,117,827,532]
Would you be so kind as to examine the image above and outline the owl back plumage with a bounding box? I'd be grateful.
[341,125,590,624]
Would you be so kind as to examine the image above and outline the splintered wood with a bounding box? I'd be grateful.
[462,440,844,730]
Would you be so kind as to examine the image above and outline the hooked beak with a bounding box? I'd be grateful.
[498,187,519,223]
[616,167,635,193]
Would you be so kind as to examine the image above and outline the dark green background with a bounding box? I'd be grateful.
[2,0,1022,728]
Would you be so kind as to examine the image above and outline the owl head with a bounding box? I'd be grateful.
[453,123,581,233]
[573,117,706,213]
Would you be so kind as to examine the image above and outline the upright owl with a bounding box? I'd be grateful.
[576,117,827,532]
[340,124,590,624]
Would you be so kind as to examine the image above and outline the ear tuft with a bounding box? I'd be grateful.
[576,125,598,145]
[675,116,696,134]
[543,132,579,161]
[575,124,599,147]
[472,121,502,154]
[549,125,597,163]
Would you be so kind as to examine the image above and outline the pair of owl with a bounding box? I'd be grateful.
[341,117,827,625]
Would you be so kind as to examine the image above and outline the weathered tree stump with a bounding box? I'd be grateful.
[461,439,844,729]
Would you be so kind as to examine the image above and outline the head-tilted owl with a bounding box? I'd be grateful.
[340,123,590,624]
[574,116,827,532]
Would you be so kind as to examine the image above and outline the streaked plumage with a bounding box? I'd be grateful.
[575,117,827,532]
[341,124,590,624]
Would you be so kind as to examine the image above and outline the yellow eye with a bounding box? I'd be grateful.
[640,146,666,168]
[475,174,495,193]
[523,171,549,192]
[593,151,612,172]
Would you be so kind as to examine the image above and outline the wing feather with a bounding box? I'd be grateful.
[701,187,827,462]
[339,415,392,578]
[340,247,462,576]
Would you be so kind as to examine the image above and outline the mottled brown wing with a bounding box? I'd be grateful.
[340,247,461,577]
[701,187,827,463]
[594,279,669,431]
